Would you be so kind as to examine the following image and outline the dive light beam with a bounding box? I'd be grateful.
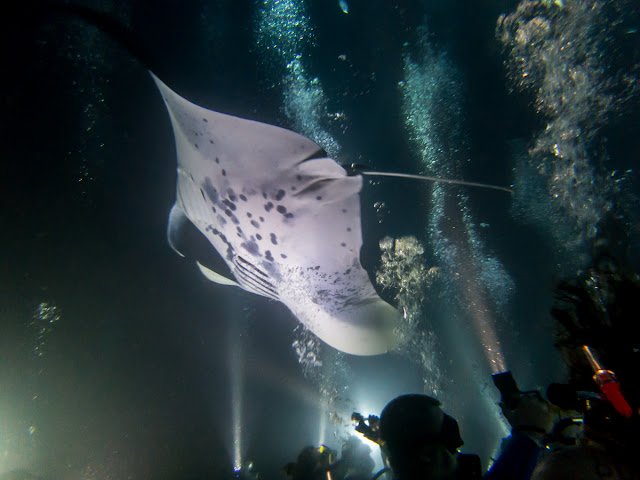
[317,405,327,446]
[460,270,506,373]
[228,321,243,472]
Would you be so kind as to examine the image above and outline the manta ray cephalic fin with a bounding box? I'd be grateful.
[196,261,241,287]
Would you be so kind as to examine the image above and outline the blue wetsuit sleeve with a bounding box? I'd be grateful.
[483,431,542,480]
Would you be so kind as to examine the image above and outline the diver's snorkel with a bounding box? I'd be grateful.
[582,345,633,418]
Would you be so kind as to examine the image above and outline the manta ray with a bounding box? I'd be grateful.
[152,74,401,356]
[41,3,511,356]
[38,2,399,355]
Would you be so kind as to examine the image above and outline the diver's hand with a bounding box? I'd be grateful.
[502,393,556,444]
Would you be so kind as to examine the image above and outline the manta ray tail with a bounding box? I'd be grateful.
[347,164,513,194]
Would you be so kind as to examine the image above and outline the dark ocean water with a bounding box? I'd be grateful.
[1,1,639,479]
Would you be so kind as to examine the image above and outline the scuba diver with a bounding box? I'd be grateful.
[284,445,336,480]
[352,381,556,480]
[330,435,376,480]
[284,438,375,480]
[529,253,640,479]
[376,394,480,480]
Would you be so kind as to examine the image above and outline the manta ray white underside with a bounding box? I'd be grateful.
[152,73,401,355]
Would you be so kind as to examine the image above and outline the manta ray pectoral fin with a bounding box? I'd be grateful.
[196,261,240,287]
[327,298,402,355]
[288,295,402,356]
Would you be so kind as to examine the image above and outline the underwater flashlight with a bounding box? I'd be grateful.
[582,345,633,418]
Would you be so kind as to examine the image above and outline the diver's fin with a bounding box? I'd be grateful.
[196,261,240,287]
[351,165,513,194]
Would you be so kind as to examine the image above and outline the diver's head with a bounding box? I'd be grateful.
[379,394,463,480]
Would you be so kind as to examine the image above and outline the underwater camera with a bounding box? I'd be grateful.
[491,371,523,410]
[352,412,382,444]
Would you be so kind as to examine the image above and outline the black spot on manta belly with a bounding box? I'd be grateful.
[256,234,262,240]
[203,178,219,203]
[221,169,226,176]
[270,233,278,245]
[239,194,248,202]
[264,202,274,212]
[227,189,237,202]
[276,205,287,215]
[215,157,220,164]
[202,118,208,123]
[265,250,274,262]
[223,199,236,211]
[280,253,287,259]
[275,189,286,201]
[251,220,260,228]
[241,240,260,255]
